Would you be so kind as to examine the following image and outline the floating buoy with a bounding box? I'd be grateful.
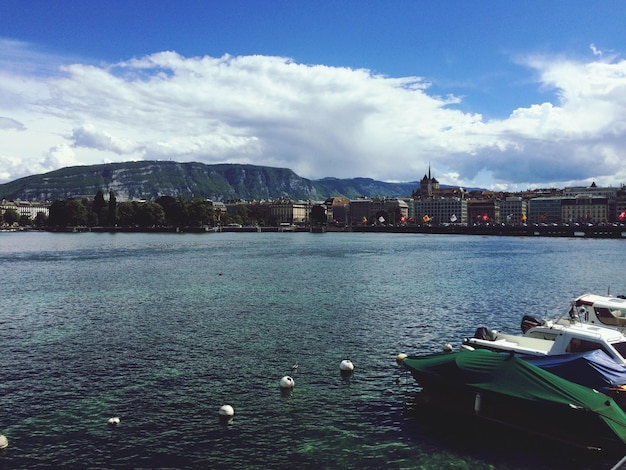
[0,434,7,450]
[219,404,235,418]
[107,417,121,426]
[218,404,235,424]
[443,343,453,353]
[340,359,354,372]
[396,353,407,364]
[279,376,295,389]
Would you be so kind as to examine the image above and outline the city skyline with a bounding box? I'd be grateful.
[1,1,625,191]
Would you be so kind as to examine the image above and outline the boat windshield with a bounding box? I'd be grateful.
[595,307,626,327]
[611,341,626,361]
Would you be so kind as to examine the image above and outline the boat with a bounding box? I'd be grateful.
[463,321,626,365]
[401,349,626,452]
[522,293,626,335]
[525,350,626,407]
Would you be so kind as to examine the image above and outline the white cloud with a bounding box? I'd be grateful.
[590,43,603,57]
[0,41,625,192]
[0,116,26,131]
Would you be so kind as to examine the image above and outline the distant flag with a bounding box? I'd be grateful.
[400,215,406,222]
[619,211,626,220]
[450,214,457,222]
[378,216,385,223]
[481,213,489,222]
[423,215,430,223]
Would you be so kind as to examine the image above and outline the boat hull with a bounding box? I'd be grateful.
[402,350,626,453]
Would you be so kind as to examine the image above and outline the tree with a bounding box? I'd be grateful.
[117,202,137,226]
[187,198,215,226]
[92,190,108,226]
[47,199,88,227]
[34,212,48,227]
[66,199,88,226]
[108,191,117,226]
[2,208,19,226]
[156,195,178,226]
[310,204,327,225]
[135,202,165,227]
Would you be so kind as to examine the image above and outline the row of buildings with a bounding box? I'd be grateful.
[217,170,626,226]
[2,169,626,226]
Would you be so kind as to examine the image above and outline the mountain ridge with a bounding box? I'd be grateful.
[0,161,420,201]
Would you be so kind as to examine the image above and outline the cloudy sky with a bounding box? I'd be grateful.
[1,1,625,190]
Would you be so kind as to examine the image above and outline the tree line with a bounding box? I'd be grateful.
[42,191,223,228]
[1,191,285,228]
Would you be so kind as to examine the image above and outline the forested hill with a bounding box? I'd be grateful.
[0,161,418,201]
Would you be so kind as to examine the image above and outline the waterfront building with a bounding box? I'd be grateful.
[414,166,440,198]
[348,197,373,225]
[269,198,312,225]
[347,197,409,225]
[323,197,350,225]
[413,198,467,224]
[528,197,562,224]
[0,199,50,221]
[563,182,619,199]
[561,196,610,224]
[499,197,528,224]
[467,199,499,224]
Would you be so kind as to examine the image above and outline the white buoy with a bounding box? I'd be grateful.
[396,353,407,364]
[279,375,295,389]
[0,434,8,450]
[340,359,354,372]
[107,417,121,426]
[219,404,235,418]
[443,343,453,353]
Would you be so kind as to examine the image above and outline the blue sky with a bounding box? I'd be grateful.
[1,1,625,192]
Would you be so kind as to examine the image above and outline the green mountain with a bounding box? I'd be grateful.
[0,161,419,201]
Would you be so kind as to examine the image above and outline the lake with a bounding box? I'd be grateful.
[1,231,625,469]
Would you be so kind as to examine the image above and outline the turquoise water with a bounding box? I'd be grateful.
[1,232,625,469]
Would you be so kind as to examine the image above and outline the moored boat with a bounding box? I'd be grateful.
[463,321,626,364]
[401,349,626,452]
[525,350,626,408]
[522,293,626,334]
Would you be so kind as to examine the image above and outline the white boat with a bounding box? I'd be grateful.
[462,321,626,365]
[521,293,626,334]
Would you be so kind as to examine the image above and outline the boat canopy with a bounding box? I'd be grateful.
[403,349,626,444]
[526,350,626,394]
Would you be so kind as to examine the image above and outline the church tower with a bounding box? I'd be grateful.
[414,165,439,199]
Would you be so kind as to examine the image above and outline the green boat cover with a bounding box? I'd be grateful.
[403,349,626,444]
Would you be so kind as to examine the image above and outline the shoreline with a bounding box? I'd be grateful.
[8,224,625,238]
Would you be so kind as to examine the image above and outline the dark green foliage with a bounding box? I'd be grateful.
[47,199,88,227]
[2,208,19,225]
[34,212,48,227]
[108,191,117,226]
[310,204,327,225]
[92,190,108,226]
[117,201,165,227]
